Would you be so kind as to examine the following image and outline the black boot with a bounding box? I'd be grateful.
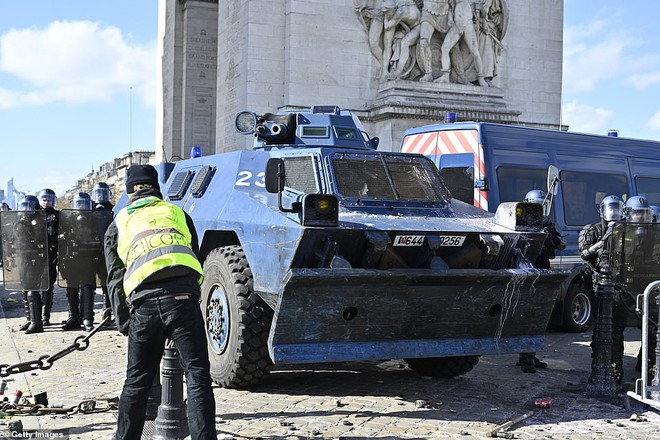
[25,292,44,334]
[42,286,53,326]
[517,352,536,373]
[81,286,95,331]
[62,288,82,331]
[19,291,31,331]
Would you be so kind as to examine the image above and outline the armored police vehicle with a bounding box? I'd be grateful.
[155,106,568,388]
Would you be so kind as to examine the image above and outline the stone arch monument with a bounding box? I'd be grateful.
[158,0,563,161]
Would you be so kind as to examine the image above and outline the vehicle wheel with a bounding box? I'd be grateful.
[405,356,480,378]
[561,283,593,333]
[201,245,273,388]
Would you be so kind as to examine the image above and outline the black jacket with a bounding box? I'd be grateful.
[103,196,202,335]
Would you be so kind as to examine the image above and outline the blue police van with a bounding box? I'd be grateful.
[401,121,660,332]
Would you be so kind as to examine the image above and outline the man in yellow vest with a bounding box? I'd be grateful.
[103,164,216,439]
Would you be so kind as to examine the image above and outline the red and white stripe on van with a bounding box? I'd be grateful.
[402,129,488,211]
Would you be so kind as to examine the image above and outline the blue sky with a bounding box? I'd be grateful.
[1,1,659,199]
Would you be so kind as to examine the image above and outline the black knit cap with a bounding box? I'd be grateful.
[125,164,159,194]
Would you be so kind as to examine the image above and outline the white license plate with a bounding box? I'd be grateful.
[437,235,466,246]
[393,235,425,246]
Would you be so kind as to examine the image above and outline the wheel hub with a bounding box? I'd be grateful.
[571,292,592,326]
[207,285,230,353]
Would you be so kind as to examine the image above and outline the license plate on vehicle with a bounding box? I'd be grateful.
[437,235,466,246]
[393,235,425,246]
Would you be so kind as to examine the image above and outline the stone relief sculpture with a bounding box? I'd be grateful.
[355,0,508,86]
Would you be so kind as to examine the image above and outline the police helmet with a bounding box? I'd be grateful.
[18,195,40,211]
[91,182,111,204]
[524,189,545,204]
[72,192,92,211]
[624,195,652,223]
[600,195,623,221]
[38,188,57,209]
[651,205,660,223]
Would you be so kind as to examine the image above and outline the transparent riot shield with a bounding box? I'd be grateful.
[1,210,50,291]
[609,222,660,326]
[610,222,660,295]
[57,209,113,288]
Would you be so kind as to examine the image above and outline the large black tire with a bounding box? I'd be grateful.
[562,283,593,333]
[201,246,273,388]
[405,356,480,378]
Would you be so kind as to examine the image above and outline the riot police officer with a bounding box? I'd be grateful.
[518,189,566,372]
[651,205,660,223]
[62,192,97,331]
[625,196,653,223]
[623,196,658,373]
[16,195,41,332]
[579,195,623,271]
[92,182,114,324]
[37,188,59,327]
[579,194,625,381]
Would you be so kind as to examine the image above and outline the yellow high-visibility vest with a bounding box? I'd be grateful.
[115,196,203,295]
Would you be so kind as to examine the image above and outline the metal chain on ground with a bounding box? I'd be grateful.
[1,397,119,416]
[0,315,112,378]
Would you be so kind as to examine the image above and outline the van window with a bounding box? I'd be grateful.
[635,177,660,205]
[438,153,474,204]
[496,167,547,203]
[439,167,473,204]
[560,171,628,226]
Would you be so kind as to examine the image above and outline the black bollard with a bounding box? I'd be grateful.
[587,262,618,396]
[153,341,189,440]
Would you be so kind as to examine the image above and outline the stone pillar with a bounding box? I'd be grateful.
[161,0,218,162]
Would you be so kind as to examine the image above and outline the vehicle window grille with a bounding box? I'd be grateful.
[284,157,318,193]
[386,162,442,202]
[333,158,396,199]
[167,170,194,201]
[191,166,215,197]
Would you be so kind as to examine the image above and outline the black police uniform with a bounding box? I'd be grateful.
[94,200,114,324]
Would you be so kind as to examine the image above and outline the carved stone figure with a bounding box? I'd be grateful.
[417,0,452,82]
[355,0,509,87]
[381,0,421,79]
[355,0,386,65]
[435,0,487,86]
[477,0,508,85]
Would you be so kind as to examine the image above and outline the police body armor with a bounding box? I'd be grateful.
[57,209,113,288]
[0,210,50,291]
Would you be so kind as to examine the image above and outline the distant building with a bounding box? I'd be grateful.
[65,151,156,205]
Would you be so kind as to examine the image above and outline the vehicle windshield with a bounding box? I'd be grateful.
[331,153,450,204]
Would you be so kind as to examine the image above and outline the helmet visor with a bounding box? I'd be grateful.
[602,203,622,221]
[628,207,652,223]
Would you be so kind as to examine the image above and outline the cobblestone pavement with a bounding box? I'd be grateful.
[1,284,660,440]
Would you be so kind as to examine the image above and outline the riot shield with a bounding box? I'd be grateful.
[610,222,660,295]
[1,210,50,291]
[57,209,113,288]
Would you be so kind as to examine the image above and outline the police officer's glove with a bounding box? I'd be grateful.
[102,307,112,320]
